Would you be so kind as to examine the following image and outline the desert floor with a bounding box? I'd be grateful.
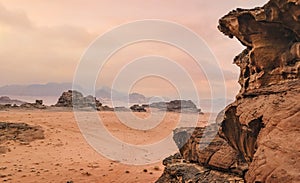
[0,109,212,183]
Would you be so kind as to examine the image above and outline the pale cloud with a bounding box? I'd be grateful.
[0,2,96,85]
[0,0,269,99]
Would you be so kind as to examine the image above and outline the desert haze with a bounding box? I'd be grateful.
[1,0,299,182]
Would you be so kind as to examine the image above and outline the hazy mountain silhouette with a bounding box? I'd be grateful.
[0,83,82,96]
[95,86,148,103]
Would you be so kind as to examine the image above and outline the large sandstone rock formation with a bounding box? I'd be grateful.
[218,0,300,182]
[157,0,300,182]
[157,125,246,183]
[54,90,102,110]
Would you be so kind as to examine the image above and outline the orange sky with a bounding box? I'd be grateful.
[0,0,268,99]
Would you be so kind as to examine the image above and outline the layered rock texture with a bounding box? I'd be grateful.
[156,126,246,183]
[157,0,300,182]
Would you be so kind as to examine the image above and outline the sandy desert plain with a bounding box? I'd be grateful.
[0,108,212,183]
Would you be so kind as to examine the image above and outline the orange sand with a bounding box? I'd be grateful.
[0,110,211,183]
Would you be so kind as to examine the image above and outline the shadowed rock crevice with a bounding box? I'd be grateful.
[156,125,248,182]
[219,106,264,162]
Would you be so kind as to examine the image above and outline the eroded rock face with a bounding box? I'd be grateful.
[156,126,247,183]
[174,125,248,176]
[218,0,300,97]
[218,0,300,182]
[157,0,299,182]
[219,83,300,182]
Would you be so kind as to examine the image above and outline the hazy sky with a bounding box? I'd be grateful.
[0,0,268,99]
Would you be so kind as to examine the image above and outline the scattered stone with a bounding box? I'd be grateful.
[153,166,160,171]
[0,146,7,154]
[81,172,91,176]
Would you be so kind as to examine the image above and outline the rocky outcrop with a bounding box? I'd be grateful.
[0,122,44,154]
[0,99,46,110]
[173,125,248,176]
[156,125,246,183]
[157,0,300,182]
[54,90,102,110]
[150,100,201,113]
[157,153,244,183]
[20,100,47,109]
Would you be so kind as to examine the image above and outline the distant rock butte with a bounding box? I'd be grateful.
[150,100,201,113]
[0,96,25,105]
[54,90,102,109]
[157,0,300,182]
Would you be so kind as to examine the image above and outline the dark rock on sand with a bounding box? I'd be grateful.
[130,104,146,112]
[20,100,47,109]
[0,122,44,154]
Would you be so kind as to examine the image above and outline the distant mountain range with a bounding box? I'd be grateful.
[0,83,148,103]
[0,83,77,96]
[95,86,148,103]
[0,83,233,112]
